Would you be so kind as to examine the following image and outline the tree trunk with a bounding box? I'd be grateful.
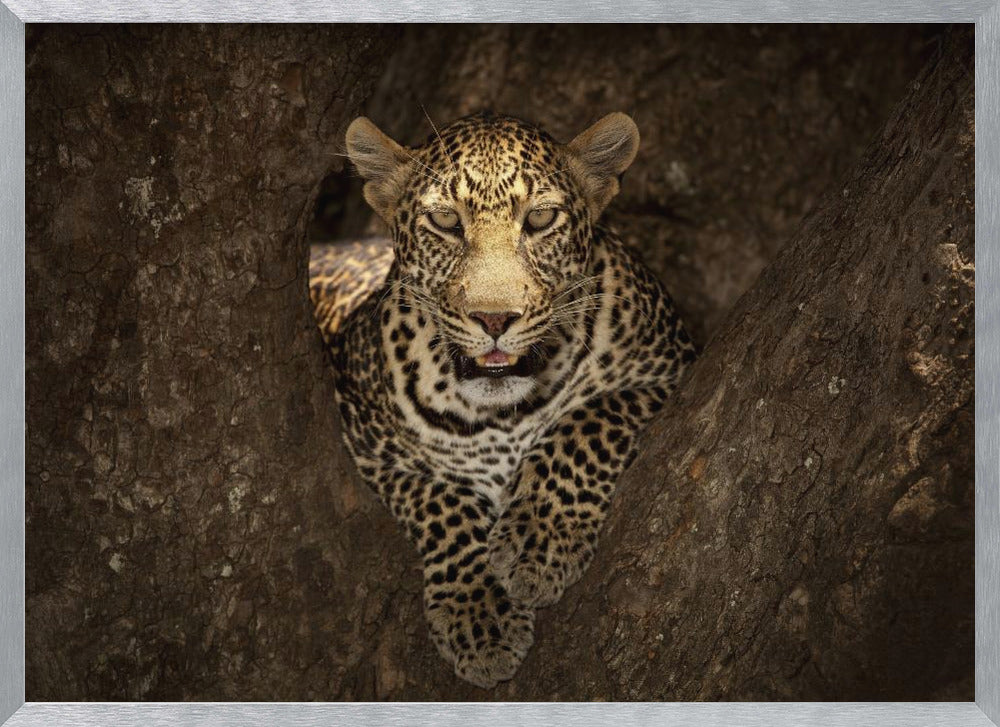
[25,24,409,700]
[26,25,972,701]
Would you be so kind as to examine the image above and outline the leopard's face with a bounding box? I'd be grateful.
[347,112,639,407]
[395,117,594,402]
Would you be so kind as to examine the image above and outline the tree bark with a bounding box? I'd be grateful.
[26,25,972,701]
[25,24,407,700]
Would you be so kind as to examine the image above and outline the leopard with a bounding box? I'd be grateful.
[309,111,696,689]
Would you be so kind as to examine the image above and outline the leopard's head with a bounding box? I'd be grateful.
[346,111,638,406]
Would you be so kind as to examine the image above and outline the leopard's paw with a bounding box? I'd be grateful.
[425,581,535,689]
[488,498,594,608]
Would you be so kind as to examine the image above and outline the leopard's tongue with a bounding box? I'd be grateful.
[476,350,520,368]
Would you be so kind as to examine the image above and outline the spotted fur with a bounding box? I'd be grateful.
[311,111,696,688]
[310,239,393,345]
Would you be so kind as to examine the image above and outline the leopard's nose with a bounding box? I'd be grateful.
[468,310,522,338]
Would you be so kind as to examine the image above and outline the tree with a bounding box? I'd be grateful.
[26,24,971,700]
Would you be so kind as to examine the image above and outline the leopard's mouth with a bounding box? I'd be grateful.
[453,347,546,380]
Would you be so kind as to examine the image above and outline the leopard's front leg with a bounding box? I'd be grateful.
[488,388,666,607]
[380,471,535,689]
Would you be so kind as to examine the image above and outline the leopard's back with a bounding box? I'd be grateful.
[309,238,393,343]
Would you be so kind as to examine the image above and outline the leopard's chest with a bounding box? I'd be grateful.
[401,410,553,506]
[383,347,600,504]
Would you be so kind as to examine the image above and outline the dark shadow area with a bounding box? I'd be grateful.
[308,167,375,242]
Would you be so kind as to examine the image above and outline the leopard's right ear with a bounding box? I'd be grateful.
[566,112,640,217]
[345,117,411,222]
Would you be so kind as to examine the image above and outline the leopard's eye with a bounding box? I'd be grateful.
[526,207,557,232]
[428,210,461,231]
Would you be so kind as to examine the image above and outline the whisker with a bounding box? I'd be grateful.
[369,275,409,321]
[537,167,568,182]
[333,148,448,186]
[420,103,456,172]
[552,277,602,304]
[399,146,449,185]
[565,319,595,359]
[552,296,605,311]
[550,300,605,316]
[548,305,602,318]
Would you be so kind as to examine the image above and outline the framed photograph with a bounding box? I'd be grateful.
[2,2,998,726]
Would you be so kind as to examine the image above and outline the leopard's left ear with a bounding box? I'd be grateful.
[346,117,412,222]
[566,112,640,216]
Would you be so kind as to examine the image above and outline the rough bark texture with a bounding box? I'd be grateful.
[26,25,972,700]
[25,24,405,700]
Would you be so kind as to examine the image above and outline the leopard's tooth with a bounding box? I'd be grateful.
[506,354,520,365]
[476,355,489,367]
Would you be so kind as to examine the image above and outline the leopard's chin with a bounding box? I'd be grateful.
[456,375,539,409]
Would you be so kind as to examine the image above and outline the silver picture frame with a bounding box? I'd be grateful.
[2,2,997,725]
